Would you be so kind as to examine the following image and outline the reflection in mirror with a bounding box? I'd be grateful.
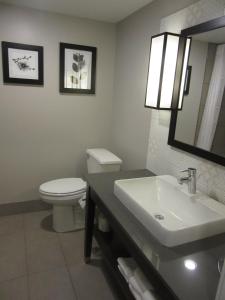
[175,27,225,157]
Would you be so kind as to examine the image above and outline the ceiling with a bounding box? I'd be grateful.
[0,0,154,23]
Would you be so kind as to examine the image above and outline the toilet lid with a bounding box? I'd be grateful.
[39,178,87,195]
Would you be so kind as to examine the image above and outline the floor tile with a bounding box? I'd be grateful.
[59,230,84,266]
[26,228,66,274]
[0,276,28,300]
[0,214,24,236]
[0,233,26,282]
[69,262,117,300]
[24,210,53,232]
[0,210,119,300]
[29,267,76,300]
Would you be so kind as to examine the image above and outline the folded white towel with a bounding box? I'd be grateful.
[142,290,157,300]
[129,283,142,300]
[117,257,156,300]
[130,278,157,300]
[130,268,154,294]
[117,257,137,281]
[118,264,128,282]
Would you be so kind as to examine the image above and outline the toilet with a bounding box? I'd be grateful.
[39,148,122,232]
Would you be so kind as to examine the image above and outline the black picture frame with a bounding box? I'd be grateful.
[184,65,192,95]
[2,41,43,85]
[59,43,97,94]
[168,15,225,167]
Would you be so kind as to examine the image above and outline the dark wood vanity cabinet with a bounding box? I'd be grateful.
[84,173,178,300]
[84,170,225,300]
[84,170,224,300]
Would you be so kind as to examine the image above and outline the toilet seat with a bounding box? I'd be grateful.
[40,189,85,197]
[39,178,87,196]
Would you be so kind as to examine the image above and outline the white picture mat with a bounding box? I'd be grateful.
[8,48,39,80]
[64,48,92,89]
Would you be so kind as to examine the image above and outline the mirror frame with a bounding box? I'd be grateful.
[168,15,225,167]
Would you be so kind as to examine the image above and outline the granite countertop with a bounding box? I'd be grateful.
[85,169,225,300]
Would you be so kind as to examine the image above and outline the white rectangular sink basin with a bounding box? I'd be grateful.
[114,175,225,247]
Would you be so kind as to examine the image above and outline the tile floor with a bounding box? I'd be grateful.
[0,210,118,300]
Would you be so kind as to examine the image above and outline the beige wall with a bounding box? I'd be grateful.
[111,0,199,170]
[0,4,116,203]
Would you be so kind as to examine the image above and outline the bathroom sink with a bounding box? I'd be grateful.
[114,175,225,247]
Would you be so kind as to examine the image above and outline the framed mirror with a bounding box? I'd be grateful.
[168,16,225,167]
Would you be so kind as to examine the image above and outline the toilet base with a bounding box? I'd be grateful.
[53,205,77,232]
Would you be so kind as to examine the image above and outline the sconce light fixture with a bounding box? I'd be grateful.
[145,32,191,110]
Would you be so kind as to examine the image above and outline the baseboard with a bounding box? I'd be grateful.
[0,199,51,217]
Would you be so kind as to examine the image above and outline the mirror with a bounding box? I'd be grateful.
[168,16,225,167]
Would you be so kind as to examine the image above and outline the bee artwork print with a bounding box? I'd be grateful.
[2,41,43,85]
[12,56,35,72]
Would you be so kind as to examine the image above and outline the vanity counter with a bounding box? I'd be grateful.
[84,169,223,300]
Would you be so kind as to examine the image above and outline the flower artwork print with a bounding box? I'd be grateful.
[64,49,92,89]
[8,48,39,80]
[60,43,96,94]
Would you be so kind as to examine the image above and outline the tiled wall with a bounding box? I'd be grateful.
[146,0,225,204]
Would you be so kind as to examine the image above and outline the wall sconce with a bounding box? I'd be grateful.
[145,32,191,110]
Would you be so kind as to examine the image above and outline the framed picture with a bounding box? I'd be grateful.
[1,41,43,85]
[60,43,97,94]
[184,65,192,95]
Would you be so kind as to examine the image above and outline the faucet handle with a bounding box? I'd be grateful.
[180,168,196,176]
[181,169,189,173]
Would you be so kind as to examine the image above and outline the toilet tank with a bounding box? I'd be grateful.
[86,148,122,174]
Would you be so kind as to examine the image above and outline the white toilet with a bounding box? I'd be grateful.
[39,148,122,232]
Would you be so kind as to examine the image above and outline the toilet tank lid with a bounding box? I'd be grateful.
[86,148,122,165]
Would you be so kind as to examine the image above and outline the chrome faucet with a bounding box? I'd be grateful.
[178,168,197,194]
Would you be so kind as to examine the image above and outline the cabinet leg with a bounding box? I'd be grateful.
[84,187,96,263]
